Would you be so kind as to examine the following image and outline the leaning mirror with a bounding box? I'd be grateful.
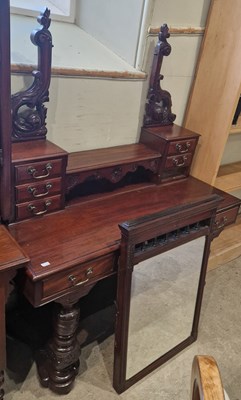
[113,198,219,393]
[126,237,205,378]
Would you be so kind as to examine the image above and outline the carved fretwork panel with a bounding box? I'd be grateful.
[11,9,52,141]
[144,24,176,127]
[65,159,159,195]
[134,220,209,258]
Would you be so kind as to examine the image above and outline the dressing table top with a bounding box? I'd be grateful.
[8,176,237,282]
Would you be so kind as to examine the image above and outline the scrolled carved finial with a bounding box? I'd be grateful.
[37,8,51,30]
[32,8,52,46]
[158,23,171,57]
[159,23,170,41]
[144,23,176,127]
[11,9,53,141]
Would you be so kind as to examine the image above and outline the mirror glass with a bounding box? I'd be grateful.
[126,236,205,379]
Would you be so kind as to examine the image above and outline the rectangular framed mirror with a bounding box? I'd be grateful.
[113,195,221,393]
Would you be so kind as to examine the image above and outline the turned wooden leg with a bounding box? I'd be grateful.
[36,299,81,394]
[0,371,4,400]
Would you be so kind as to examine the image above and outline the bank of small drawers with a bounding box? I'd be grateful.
[140,126,199,182]
[159,138,197,181]
[14,158,65,221]
[42,253,116,299]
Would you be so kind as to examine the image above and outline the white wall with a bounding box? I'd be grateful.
[140,0,212,126]
[151,0,211,27]
[75,0,145,67]
[11,74,144,152]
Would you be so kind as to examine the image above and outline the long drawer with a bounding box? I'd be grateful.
[42,253,117,299]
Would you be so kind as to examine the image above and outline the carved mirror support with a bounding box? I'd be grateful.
[144,24,176,126]
[113,195,221,393]
[11,8,52,141]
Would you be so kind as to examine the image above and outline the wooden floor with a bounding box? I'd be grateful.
[208,214,241,270]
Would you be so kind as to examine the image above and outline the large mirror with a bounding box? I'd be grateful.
[126,237,205,379]
[113,204,214,393]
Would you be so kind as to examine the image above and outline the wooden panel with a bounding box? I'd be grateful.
[11,64,146,80]
[230,127,241,135]
[12,140,67,163]
[215,161,241,191]
[184,0,241,185]
[67,143,160,174]
[209,214,241,270]
[0,225,29,271]
[141,124,200,141]
[215,173,241,192]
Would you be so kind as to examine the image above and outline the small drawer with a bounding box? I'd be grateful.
[42,253,116,298]
[165,153,192,169]
[167,139,197,156]
[214,206,239,230]
[15,158,63,184]
[15,195,62,221]
[15,178,62,203]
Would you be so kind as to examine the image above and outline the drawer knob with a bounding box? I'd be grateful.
[28,182,52,198]
[176,142,190,153]
[27,162,53,179]
[172,156,188,167]
[28,199,52,216]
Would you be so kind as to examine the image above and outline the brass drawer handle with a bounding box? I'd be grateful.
[28,182,53,198]
[176,142,190,153]
[68,267,93,287]
[215,216,228,229]
[172,155,188,167]
[28,199,52,216]
[27,162,53,179]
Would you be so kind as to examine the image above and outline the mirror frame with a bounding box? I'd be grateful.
[0,0,12,220]
[113,194,221,393]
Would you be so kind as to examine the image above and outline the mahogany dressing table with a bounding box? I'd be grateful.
[0,5,240,397]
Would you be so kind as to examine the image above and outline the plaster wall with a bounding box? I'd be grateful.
[75,0,145,67]
[140,0,212,128]
[11,74,144,152]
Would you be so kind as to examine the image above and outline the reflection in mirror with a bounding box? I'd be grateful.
[113,194,222,394]
[126,237,205,379]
